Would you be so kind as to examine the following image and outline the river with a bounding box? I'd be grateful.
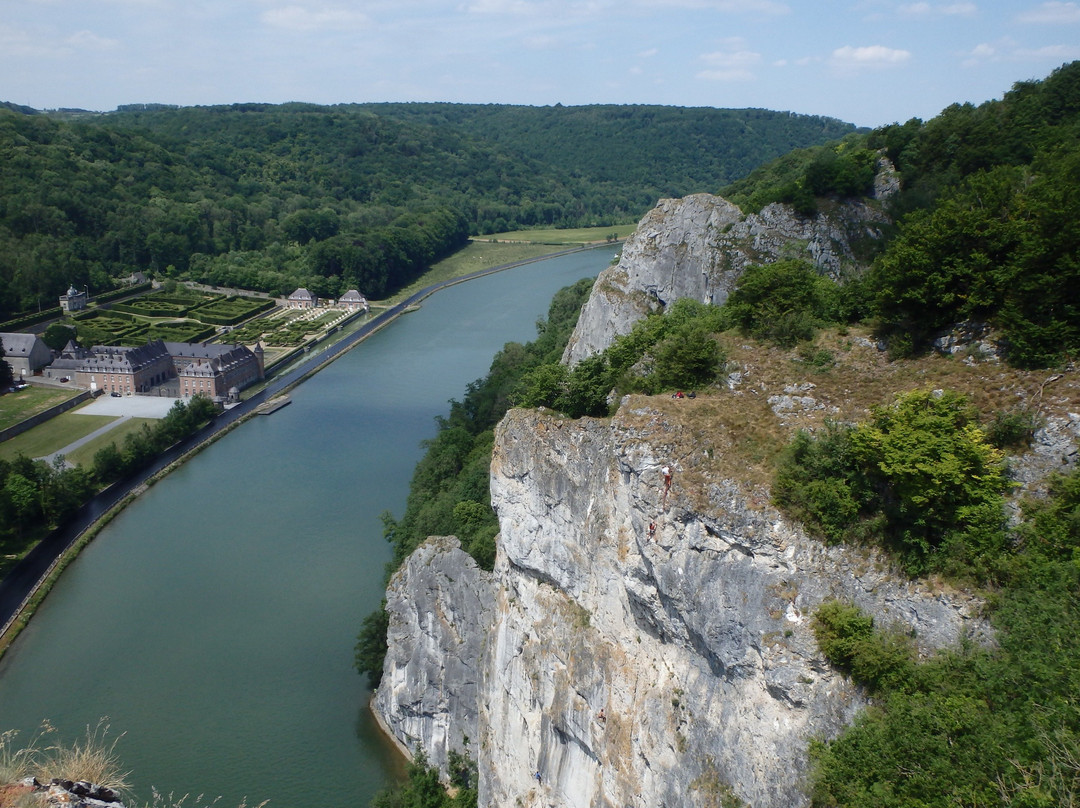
[0,248,611,807]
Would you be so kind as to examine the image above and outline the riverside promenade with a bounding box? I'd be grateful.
[0,245,603,641]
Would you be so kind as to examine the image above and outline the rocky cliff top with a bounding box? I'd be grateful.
[564,181,894,364]
[378,323,1080,807]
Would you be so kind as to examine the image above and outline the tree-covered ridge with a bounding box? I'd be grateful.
[350,102,858,200]
[721,61,1080,367]
[0,101,856,321]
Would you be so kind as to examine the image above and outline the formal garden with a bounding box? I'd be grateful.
[43,287,367,357]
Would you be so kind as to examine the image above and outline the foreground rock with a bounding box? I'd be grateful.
[375,403,987,807]
[15,777,122,808]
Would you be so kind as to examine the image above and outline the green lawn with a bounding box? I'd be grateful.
[0,411,118,462]
[0,386,82,432]
[64,417,156,469]
[481,224,637,243]
[384,235,622,306]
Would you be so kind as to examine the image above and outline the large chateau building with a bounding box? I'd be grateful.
[48,339,264,399]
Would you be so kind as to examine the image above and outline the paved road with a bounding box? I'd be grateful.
[38,416,131,466]
[0,245,602,636]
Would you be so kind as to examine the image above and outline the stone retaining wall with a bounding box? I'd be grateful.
[0,390,94,443]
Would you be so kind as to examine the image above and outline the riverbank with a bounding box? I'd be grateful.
[0,243,612,656]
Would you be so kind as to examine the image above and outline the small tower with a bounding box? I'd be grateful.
[253,341,265,379]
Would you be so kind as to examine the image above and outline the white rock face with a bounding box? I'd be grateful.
[375,536,496,773]
[563,192,890,365]
[475,408,984,808]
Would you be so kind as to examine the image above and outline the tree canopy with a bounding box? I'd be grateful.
[0,102,856,321]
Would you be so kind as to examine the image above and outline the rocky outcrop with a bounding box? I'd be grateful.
[564,184,893,364]
[374,536,496,773]
[370,163,1080,807]
[373,407,988,808]
[13,777,122,808]
[476,407,984,808]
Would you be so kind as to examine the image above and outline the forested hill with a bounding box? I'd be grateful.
[0,102,855,320]
[349,103,856,198]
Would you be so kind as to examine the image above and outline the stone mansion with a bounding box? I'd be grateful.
[46,339,265,400]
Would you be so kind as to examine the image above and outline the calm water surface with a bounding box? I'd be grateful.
[0,249,610,807]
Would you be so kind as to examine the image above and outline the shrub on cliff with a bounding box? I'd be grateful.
[809,472,1080,808]
[722,258,844,348]
[775,389,1010,578]
[514,297,727,415]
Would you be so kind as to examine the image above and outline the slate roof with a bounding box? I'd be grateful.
[0,333,43,357]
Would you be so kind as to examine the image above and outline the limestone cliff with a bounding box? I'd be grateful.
[477,406,986,808]
[375,536,496,773]
[372,183,1080,807]
[563,171,895,364]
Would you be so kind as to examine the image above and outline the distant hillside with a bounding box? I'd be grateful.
[0,101,856,320]
[350,102,859,200]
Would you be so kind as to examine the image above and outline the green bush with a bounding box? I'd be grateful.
[812,600,916,692]
[775,390,1010,577]
[985,407,1043,449]
[723,259,842,347]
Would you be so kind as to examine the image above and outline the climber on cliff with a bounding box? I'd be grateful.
[534,770,543,785]
[648,521,656,539]
[662,465,672,487]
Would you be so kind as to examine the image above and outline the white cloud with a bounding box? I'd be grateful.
[522,33,560,49]
[898,1,976,16]
[66,30,119,50]
[697,42,761,81]
[1016,1,1080,23]
[632,0,788,13]
[696,68,755,81]
[460,0,535,13]
[638,47,658,58]
[1013,43,1080,59]
[967,42,996,58]
[701,47,761,68]
[261,4,370,30]
[830,44,911,71]
[962,38,1080,65]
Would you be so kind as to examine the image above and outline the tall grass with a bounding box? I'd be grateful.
[0,720,268,808]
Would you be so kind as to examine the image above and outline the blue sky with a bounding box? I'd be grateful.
[2,0,1078,127]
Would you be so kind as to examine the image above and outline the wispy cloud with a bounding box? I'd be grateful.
[66,29,119,49]
[898,2,976,17]
[1016,1,1080,23]
[697,40,761,81]
[261,4,371,31]
[830,44,911,72]
[1013,43,1080,59]
[962,37,1080,65]
[460,0,536,13]
[632,0,788,13]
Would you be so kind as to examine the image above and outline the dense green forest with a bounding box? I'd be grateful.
[365,62,1080,806]
[0,101,856,321]
[721,60,1080,367]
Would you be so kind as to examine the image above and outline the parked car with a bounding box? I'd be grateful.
[59,377,70,383]
[110,391,122,397]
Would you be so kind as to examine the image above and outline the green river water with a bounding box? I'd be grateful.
[0,248,612,807]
